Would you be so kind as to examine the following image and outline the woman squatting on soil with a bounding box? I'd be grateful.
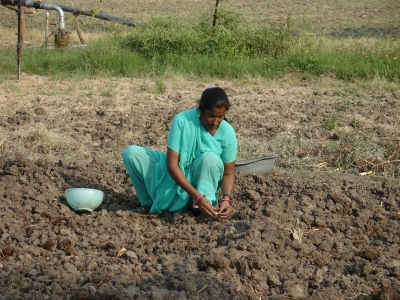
[122,87,237,218]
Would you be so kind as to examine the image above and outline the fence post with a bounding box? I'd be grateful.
[17,0,24,79]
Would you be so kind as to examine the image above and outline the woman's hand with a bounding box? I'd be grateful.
[197,197,218,217]
[217,200,232,218]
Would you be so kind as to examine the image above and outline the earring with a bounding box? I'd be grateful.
[198,111,201,118]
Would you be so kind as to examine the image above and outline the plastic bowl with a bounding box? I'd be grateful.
[65,188,104,212]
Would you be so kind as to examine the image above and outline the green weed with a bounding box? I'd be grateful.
[323,115,342,131]
[100,90,113,97]
[333,99,353,111]
[65,147,76,158]
[155,79,166,94]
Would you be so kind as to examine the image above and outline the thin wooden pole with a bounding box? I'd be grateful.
[74,14,85,44]
[17,0,24,80]
[212,0,221,34]
[45,10,49,48]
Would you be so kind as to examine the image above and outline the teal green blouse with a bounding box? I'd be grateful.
[150,108,237,213]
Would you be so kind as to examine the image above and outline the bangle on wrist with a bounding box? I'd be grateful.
[194,194,205,206]
[218,198,232,207]
[220,194,231,200]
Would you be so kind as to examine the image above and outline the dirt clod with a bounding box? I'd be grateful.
[43,239,57,250]
[59,239,72,251]
[106,241,117,250]
[76,265,86,273]
[364,246,382,261]
[2,246,12,256]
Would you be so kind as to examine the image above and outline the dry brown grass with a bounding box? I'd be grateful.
[0,73,399,177]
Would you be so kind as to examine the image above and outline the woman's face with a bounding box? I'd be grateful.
[199,106,227,133]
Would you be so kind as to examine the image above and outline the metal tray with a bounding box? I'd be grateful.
[234,154,278,174]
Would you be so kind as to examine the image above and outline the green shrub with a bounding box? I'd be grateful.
[124,8,292,59]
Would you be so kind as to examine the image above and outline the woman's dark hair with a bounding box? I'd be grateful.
[198,87,230,112]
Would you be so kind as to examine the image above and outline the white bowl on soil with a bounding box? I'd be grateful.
[65,188,104,212]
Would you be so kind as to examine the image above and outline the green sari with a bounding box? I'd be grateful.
[122,108,237,213]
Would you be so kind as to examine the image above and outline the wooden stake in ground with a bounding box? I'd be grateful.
[212,0,223,33]
[17,0,24,79]
[74,14,85,44]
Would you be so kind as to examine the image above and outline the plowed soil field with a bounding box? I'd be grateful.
[1,75,399,299]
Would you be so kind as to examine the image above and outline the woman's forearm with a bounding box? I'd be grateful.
[220,161,236,198]
[220,174,235,197]
[167,164,200,199]
[167,148,202,199]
